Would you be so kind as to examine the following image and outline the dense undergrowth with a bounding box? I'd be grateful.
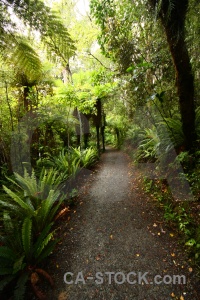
[0,146,99,300]
[124,119,200,272]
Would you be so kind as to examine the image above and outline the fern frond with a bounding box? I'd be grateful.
[0,246,17,261]
[33,223,53,253]
[35,231,54,259]
[36,239,58,264]
[3,185,33,213]
[3,211,14,234]
[38,189,60,227]
[22,218,32,260]
[9,0,76,63]
[13,272,29,300]
[10,38,42,81]
[0,275,15,292]
[13,255,26,274]
[0,267,14,275]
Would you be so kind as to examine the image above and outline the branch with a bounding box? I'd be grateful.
[87,51,111,70]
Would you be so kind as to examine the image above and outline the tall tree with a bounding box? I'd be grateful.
[147,0,196,151]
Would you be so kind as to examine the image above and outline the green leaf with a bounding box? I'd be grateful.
[14,272,29,300]
[3,186,33,213]
[0,275,15,292]
[185,239,196,246]
[13,256,26,274]
[0,246,17,261]
[22,218,32,260]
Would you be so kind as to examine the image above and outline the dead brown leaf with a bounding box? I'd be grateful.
[58,291,68,300]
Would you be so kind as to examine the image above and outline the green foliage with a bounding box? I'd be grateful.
[76,147,99,168]
[47,146,99,174]
[5,0,76,64]
[136,127,160,161]
[0,212,57,299]
[9,38,43,82]
[1,168,64,233]
[0,164,66,298]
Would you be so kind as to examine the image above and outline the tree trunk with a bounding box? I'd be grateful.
[101,126,105,152]
[148,0,196,150]
[24,86,29,112]
[96,125,100,155]
[161,20,196,150]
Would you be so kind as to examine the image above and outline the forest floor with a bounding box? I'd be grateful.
[39,148,200,300]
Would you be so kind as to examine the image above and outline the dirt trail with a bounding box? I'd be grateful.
[47,149,199,300]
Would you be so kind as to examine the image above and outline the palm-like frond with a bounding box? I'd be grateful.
[6,0,76,63]
[2,167,65,233]
[9,38,43,82]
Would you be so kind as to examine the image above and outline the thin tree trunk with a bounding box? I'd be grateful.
[96,125,100,155]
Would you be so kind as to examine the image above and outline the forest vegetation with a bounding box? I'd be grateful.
[0,0,200,298]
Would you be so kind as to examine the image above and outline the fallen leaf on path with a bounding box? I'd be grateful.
[170,292,175,297]
[58,292,68,300]
[189,267,193,272]
[173,260,177,266]
[110,235,113,240]
[160,226,166,233]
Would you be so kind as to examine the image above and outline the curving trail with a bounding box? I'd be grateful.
[47,149,199,300]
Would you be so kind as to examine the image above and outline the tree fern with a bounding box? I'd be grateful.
[6,0,76,64]
[9,38,43,82]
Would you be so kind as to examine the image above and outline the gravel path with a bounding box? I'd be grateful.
[46,149,199,300]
